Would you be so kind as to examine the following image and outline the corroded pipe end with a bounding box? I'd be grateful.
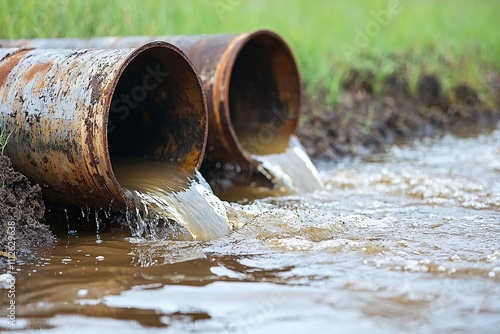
[106,42,207,208]
[0,42,206,209]
[107,42,207,168]
[217,30,302,162]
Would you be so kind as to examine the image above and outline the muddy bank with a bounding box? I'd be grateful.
[298,70,500,159]
[0,155,55,261]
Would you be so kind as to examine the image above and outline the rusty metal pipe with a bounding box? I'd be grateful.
[0,30,302,171]
[0,42,207,209]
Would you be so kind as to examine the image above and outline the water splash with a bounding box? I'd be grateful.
[64,208,77,236]
[112,159,230,241]
[94,209,103,244]
[253,135,323,193]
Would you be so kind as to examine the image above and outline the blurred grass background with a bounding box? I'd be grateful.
[1,0,499,103]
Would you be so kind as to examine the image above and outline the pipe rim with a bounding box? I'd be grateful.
[102,41,208,208]
[221,29,302,163]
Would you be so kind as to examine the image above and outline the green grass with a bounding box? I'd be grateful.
[1,0,499,103]
[0,125,11,156]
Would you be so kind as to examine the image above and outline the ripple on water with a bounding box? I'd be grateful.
[4,129,500,333]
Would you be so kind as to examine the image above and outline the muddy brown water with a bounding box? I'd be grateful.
[1,127,500,333]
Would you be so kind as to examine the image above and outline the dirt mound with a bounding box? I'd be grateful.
[298,70,500,159]
[0,155,55,260]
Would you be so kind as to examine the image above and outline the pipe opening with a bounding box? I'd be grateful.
[107,46,206,172]
[229,33,301,156]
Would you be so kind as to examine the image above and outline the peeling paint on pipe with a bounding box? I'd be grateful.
[0,30,302,172]
[0,42,207,209]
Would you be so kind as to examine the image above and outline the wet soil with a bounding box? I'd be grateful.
[298,70,500,159]
[0,155,55,260]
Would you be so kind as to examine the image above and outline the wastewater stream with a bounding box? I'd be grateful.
[111,159,230,241]
[1,126,499,333]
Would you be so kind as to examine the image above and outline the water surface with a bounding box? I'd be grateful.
[1,127,499,333]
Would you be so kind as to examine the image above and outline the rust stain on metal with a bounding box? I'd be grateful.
[22,61,53,82]
[89,73,104,106]
[85,114,98,169]
[0,49,30,87]
[66,140,75,164]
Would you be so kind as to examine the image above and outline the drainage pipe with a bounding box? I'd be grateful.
[0,30,302,172]
[0,42,207,209]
